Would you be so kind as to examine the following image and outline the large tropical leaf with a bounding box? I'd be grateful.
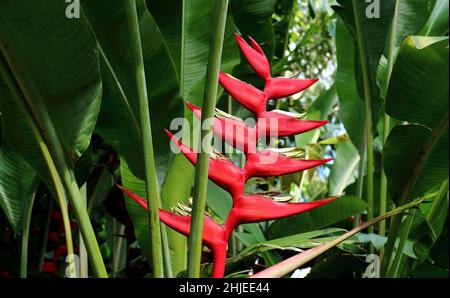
[328,139,360,196]
[147,0,240,104]
[384,36,448,201]
[82,0,181,179]
[0,144,38,232]
[0,0,101,183]
[0,0,105,275]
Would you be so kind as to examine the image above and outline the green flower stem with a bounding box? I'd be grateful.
[187,0,229,278]
[352,1,375,247]
[20,191,36,278]
[379,0,399,249]
[124,0,165,278]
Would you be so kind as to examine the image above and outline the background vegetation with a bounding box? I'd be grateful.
[0,0,448,278]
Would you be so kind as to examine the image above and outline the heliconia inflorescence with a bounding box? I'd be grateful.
[119,33,336,278]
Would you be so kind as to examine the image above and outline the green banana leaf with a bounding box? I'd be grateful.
[384,36,448,200]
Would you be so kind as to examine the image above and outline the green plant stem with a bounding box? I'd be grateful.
[354,133,366,228]
[124,0,165,278]
[250,197,424,278]
[381,111,449,275]
[20,191,36,278]
[187,0,229,278]
[379,0,399,252]
[38,198,53,271]
[161,224,173,278]
[79,184,88,278]
[386,210,415,277]
[352,1,375,248]
[113,222,126,277]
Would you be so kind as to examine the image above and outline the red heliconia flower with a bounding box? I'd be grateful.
[119,34,335,278]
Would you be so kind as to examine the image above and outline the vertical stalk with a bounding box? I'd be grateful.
[354,132,366,228]
[38,198,53,271]
[113,224,126,277]
[187,0,229,277]
[79,184,88,278]
[124,0,164,277]
[20,192,36,278]
[379,0,399,250]
[352,1,375,244]
[386,210,414,277]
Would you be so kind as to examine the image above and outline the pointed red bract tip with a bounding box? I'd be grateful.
[265,77,319,99]
[118,185,148,209]
[219,71,266,116]
[244,152,333,178]
[225,195,337,236]
[248,36,264,55]
[184,100,202,120]
[257,111,329,137]
[234,33,271,80]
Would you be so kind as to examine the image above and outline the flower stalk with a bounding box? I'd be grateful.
[187,0,230,278]
[124,0,164,277]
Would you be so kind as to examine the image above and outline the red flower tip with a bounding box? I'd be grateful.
[225,195,337,238]
[248,36,265,55]
[219,71,266,116]
[265,77,319,99]
[244,151,332,178]
[234,33,271,80]
[184,100,202,118]
[117,184,148,209]
[258,111,328,137]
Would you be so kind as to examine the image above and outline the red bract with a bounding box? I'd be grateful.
[119,34,335,278]
[185,100,327,156]
[218,33,320,118]
[185,100,257,154]
[244,151,333,178]
[165,130,245,198]
[118,185,228,277]
[224,195,336,239]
